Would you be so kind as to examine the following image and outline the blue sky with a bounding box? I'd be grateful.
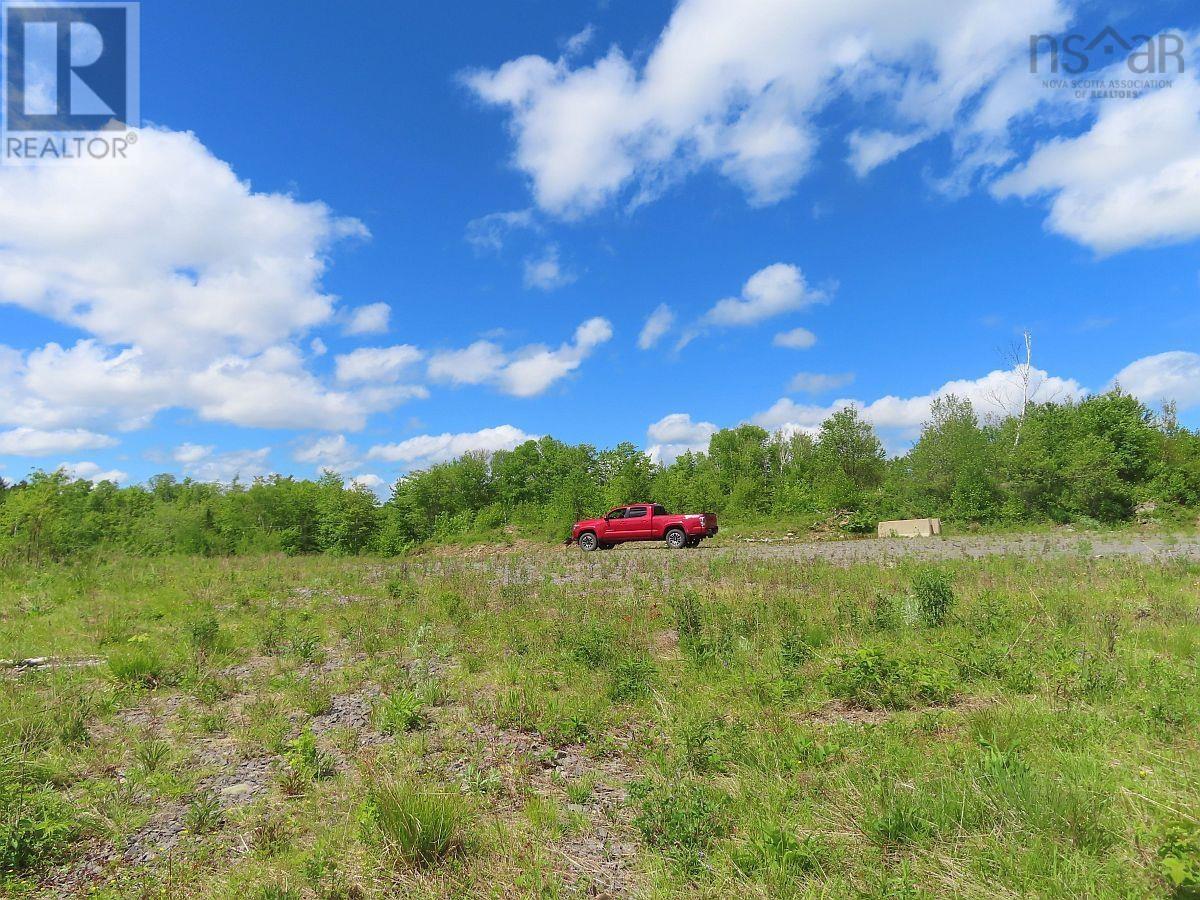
[1,0,1198,489]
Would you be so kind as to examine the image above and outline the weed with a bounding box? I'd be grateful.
[281,729,335,789]
[107,636,167,686]
[134,738,172,773]
[0,758,80,875]
[377,689,426,734]
[733,825,826,878]
[362,779,471,866]
[564,774,596,805]
[864,792,933,847]
[564,621,617,669]
[458,764,503,796]
[1158,822,1200,895]
[184,792,223,834]
[670,590,703,647]
[56,697,91,746]
[630,778,728,871]
[289,634,323,663]
[675,716,726,774]
[824,646,956,710]
[912,568,955,627]
[251,812,291,857]
[607,655,656,702]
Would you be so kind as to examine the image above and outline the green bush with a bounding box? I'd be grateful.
[630,778,728,871]
[824,646,956,710]
[912,568,955,627]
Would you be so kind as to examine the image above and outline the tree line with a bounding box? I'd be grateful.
[2,390,1198,560]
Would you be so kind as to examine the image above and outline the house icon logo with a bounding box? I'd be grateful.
[1030,26,1186,76]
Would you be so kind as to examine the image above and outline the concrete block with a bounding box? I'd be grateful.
[877,518,941,538]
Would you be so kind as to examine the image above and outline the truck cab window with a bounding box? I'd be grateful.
[653,505,668,516]
[625,506,647,518]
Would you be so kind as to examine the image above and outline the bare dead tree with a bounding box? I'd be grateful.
[984,330,1047,447]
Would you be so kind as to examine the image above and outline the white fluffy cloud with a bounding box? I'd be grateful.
[1,341,173,431]
[294,434,359,472]
[342,302,391,336]
[1110,351,1200,411]
[638,304,675,350]
[993,62,1200,253]
[646,412,718,465]
[172,444,273,483]
[367,425,535,467]
[773,327,817,349]
[789,372,856,394]
[0,426,117,456]
[0,129,439,443]
[523,244,576,290]
[189,346,425,431]
[428,317,612,397]
[58,460,128,484]
[754,364,1087,439]
[704,264,825,327]
[466,0,1069,216]
[334,345,424,383]
[0,128,366,360]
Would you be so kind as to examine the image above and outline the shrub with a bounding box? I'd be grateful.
[187,614,221,654]
[912,568,955,627]
[363,780,471,866]
[385,573,417,601]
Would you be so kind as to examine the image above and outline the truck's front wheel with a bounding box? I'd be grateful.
[666,528,687,550]
[579,532,598,552]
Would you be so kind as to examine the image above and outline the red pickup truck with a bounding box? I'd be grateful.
[568,503,718,551]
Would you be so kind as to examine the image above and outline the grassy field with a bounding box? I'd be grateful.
[2,542,1199,898]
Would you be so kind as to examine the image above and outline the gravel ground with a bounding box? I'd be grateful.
[607,532,1200,564]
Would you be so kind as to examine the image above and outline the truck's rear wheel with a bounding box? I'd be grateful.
[579,532,598,552]
[666,528,686,550]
